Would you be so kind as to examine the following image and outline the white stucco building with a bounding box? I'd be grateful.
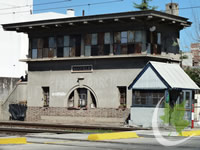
[0,0,75,78]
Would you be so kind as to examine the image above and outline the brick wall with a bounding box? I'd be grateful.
[26,107,130,123]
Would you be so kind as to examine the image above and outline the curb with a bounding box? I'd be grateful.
[88,132,139,141]
[0,137,27,144]
[180,130,200,136]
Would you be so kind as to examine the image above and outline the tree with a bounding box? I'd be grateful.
[134,0,157,10]
[184,67,200,87]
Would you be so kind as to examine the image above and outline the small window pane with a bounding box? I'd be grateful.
[48,48,55,57]
[85,45,91,56]
[32,49,37,59]
[37,38,44,49]
[32,39,37,49]
[128,31,134,43]
[84,34,92,45]
[57,47,63,57]
[135,98,141,104]
[43,48,48,58]
[104,32,111,44]
[121,31,128,44]
[49,37,56,48]
[104,44,110,55]
[64,47,70,57]
[114,32,121,43]
[134,43,142,53]
[64,36,70,47]
[98,33,104,45]
[38,48,43,58]
[141,98,146,105]
[57,36,64,47]
[121,45,127,54]
[135,31,143,42]
[91,33,98,45]
[70,47,75,57]
[157,33,161,45]
[128,44,134,54]
[114,44,121,55]
[91,45,98,56]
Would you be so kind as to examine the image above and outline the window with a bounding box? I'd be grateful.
[42,87,49,107]
[31,38,43,59]
[71,65,93,73]
[57,36,64,57]
[118,87,127,108]
[48,37,57,57]
[68,88,97,109]
[114,31,143,55]
[147,31,162,54]
[78,88,87,108]
[133,90,164,107]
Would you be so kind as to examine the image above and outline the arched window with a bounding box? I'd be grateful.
[68,88,97,108]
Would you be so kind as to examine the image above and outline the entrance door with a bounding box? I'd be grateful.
[183,90,192,122]
[78,88,87,108]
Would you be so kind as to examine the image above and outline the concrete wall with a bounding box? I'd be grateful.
[0,82,27,120]
[0,77,19,101]
[129,107,165,128]
[27,58,151,109]
[27,68,140,108]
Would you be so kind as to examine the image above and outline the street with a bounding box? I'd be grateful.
[1,134,200,150]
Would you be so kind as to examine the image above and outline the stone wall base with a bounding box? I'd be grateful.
[26,107,130,126]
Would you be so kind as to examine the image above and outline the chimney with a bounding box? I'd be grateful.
[166,3,179,16]
[66,9,75,17]
[82,10,85,16]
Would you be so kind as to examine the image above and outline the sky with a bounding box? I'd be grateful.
[33,0,200,52]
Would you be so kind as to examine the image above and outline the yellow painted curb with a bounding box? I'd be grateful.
[0,137,27,144]
[88,132,139,141]
[180,130,200,137]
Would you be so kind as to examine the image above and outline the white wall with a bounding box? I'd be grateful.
[0,1,75,78]
[0,0,32,77]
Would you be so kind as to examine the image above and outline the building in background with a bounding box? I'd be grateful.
[181,51,193,67]
[0,0,32,78]
[0,0,75,78]
[0,0,75,103]
[191,43,200,67]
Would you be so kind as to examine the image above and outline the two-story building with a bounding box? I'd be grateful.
[2,8,192,125]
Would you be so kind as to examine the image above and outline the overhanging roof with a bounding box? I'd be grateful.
[2,10,191,32]
[129,61,200,90]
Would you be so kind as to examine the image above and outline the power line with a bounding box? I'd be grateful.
[0,0,72,11]
[0,0,200,16]
[34,0,124,12]
[0,0,124,16]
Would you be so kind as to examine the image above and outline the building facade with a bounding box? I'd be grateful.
[191,43,200,67]
[3,10,191,124]
[0,0,33,78]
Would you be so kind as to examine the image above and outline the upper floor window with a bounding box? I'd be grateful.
[30,35,81,59]
[29,30,163,59]
[114,31,143,55]
[84,32,111,56]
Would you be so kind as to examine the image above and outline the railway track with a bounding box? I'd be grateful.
[0,121,147,134]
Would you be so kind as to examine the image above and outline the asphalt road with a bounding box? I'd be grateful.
[1,135,200,150]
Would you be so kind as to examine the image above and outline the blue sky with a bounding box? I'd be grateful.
[34,0,200,52]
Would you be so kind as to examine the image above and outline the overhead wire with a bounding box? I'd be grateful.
[0,0,72,11]
[0,0,124,16]
[0,0,200,16]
